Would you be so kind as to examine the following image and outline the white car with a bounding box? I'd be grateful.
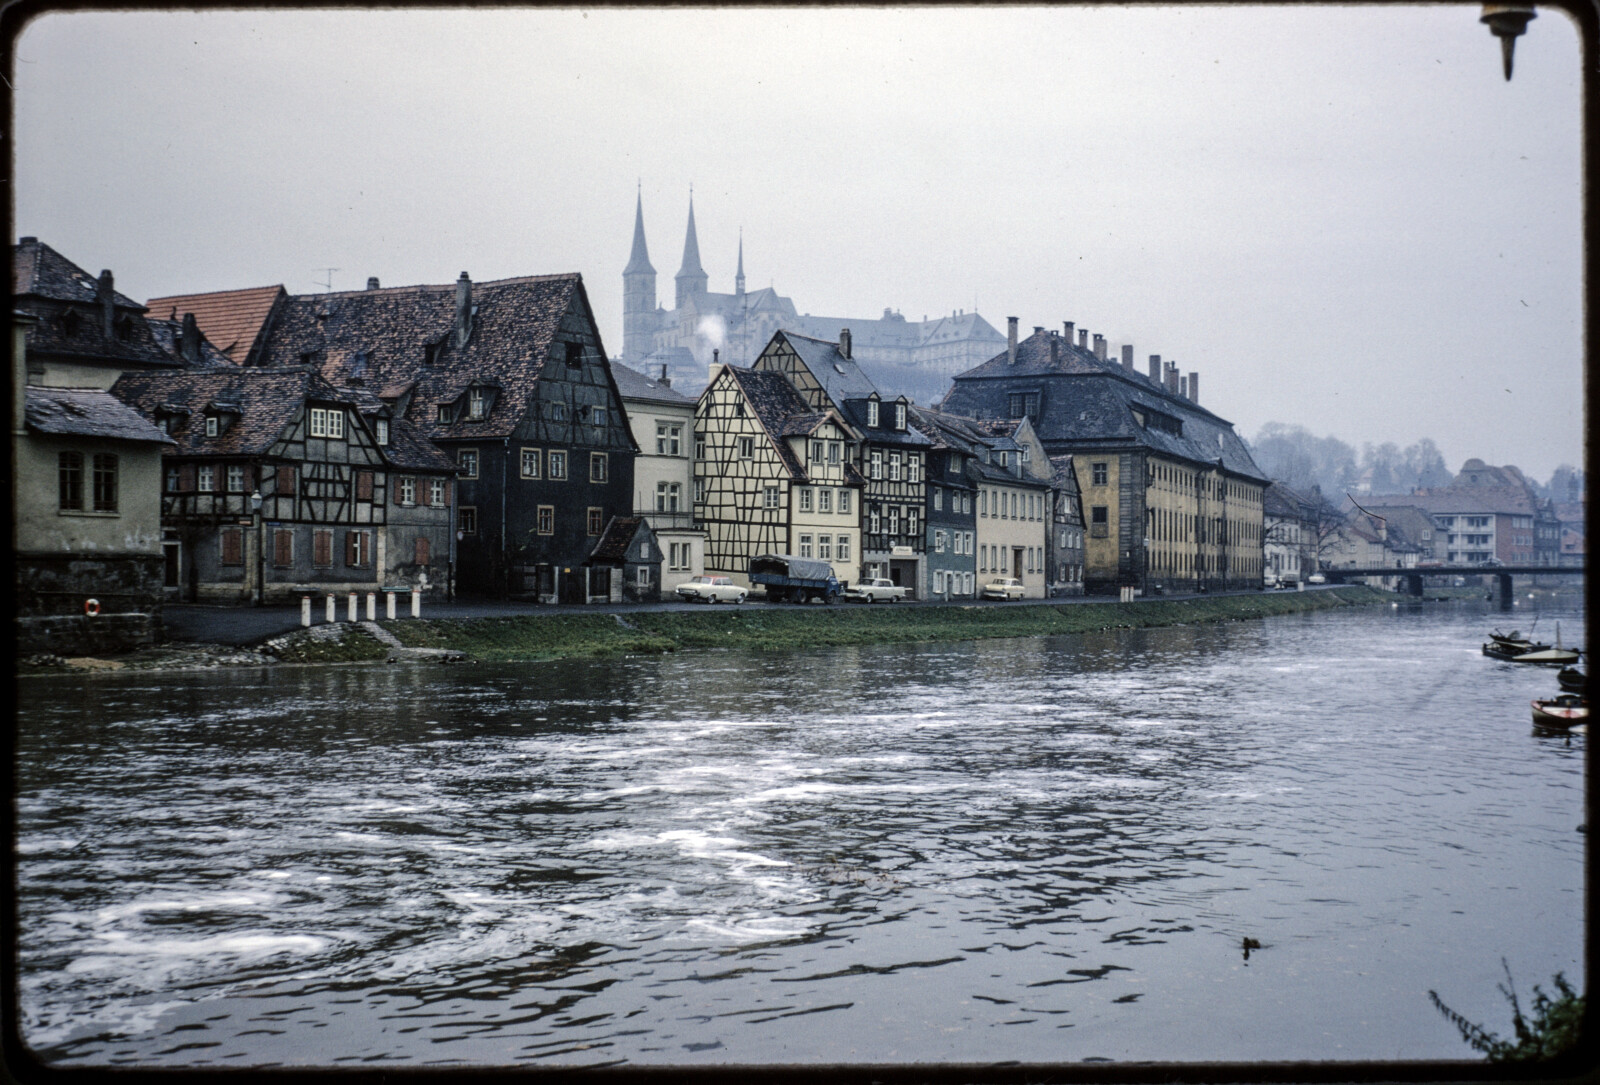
[981,577,1025,600]
[1307,573,1327,585]
[674,575,747,604]
[845,577,908,603]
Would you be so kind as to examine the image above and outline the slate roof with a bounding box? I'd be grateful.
[13,238,142,307]
[1358,489,1539,517]
[1263,482,1314,519]
[24,387,173,445]
[336,386,456,473]
[590,516,647,564]
[943,327,1267,482]
[145,318,236,368]
[723,366,852,483]
[611,361,694,407]
[253,273,597,442]
[144,285,287,364]
[13,239,180,368]
[775,331,880,406]
[110,366,359,458]
[838,398,933,449]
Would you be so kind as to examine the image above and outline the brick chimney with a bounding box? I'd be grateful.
[1188,371,1199,403]
[1063,321,1075,344]
[453,272,472,349]
[97,269,115,339]
[1180,375,1188,399]
[1078,329,1089,350]
[1007,317,1018,365]
[1093,334,1107,360]
[180,312,202,366]
[1166,362,1180,394]
[367,277,381,290]
[1148,354,1161,382]
[839,328,852,359]
[1121,344,1134,372]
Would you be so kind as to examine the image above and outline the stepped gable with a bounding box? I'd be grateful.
[13,238,178,367]
[143,285,287,364]
[110,366,356,457]
[256,273,583,441]
[24,387,173,444]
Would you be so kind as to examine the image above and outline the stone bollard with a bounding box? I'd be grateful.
[411,588,421,618]
[302,596,312,627]
[386,591,397,620]
[347,592,358,622]
[326,594,337,623]
[366,592,376,620]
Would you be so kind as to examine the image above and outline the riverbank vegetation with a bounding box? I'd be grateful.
[1430,962,1586,1063]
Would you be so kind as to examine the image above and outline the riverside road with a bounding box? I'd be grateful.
[163,586,1325,646]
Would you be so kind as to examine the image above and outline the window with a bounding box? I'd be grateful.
[799,488,813,513]
[838,490,851,515]
[907,507,919,537]
[591,406,608,428]
[867,400,880,427]
[889,453,902,482]
[550,402,567,422]
[935,570,946,593]
[870,508,882,534]
[811,440,825,464]
[375,418,389,446]
[198,465,215,493]
[313,530,333,567]
[798,534,814,558]
[58,452,83,510]
[521,448,541,479]
[460,507,479,535]
[356,471,372,503]
[459,449,479,478]
[273,529,293,568]
[935,529,947,553]
[399,477,416,505]
[537,505,554,535]
[565,342,583,368]
[429,479,447,507]
[836,535,851,562]
[763,485,781,510]
[1092,505,1109,537]
[205,415,219,437]
[658,423,683,456]
[934,488,944,512]
[345,530,371,567]
[221,528,243,566]
[415,537,431,567]
[887,507,900,536]
[227,464,245,492]
[828,441,841,465]
[1092,462,1108,486]
[894,402,907,430]
[588,507,604,536]
[590,452,608,483]
[468,388,486,420]
[818,534,832,561]
[694,437,706,460]
[870,451,883,479]
[908,456,921,484]
[166,466,181,493]
[694,479,706,503]
[309,407,344,439]
[819,489,832,514]
[437,405,454,424]
[738,436,754,460]
[980,490,988,517]
[278,466,296,496]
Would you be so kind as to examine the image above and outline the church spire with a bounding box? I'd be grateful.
[624,183,654,275]
[674,188,709,308]
[735,229,745,296]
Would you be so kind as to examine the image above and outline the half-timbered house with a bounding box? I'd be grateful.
[750,330,931,595]
[693,364,862,588]
[250,272,637,601]
[110,366,454,603]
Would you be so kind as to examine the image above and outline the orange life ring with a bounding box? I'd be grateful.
[84,598,101,617]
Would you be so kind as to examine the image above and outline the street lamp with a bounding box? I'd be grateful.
[250,489,264,607]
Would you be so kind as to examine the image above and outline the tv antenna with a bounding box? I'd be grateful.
[314,268,339,293]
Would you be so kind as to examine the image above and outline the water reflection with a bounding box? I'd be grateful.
[14,599,1585,1067]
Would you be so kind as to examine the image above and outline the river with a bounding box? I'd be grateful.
[13,597,1586,1068]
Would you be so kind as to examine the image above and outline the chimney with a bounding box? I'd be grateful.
[97,269,115,338]
[659,363,671,388]
[839,328,852,359]
[708,347,723,385]
[1148,354,1161,382]
[180,312,202,366]
[1078,329,1089,350]
[1049,334,1060,364]
[1188,371,1199,403]
[453,271,472,349]
[1063,320,1075,343]
[1093,334,1107,360]
[1007,316,1018,365]
[366,277,380,290]
[1121,344,1134,372]
[1166,362,1180,394]
[1180,375,1188,399]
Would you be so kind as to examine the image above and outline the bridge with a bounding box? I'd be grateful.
[1321,564,1584,609]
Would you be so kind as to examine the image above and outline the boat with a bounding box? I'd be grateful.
[1557,667,1587,694]
[1531,693,1588,728]
[1489,628,1550,653]
[1486,622,1584,666]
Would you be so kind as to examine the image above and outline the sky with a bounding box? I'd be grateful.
[9,5,1586,483]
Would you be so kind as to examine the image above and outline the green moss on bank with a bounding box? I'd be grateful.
[268,624,392,664]
[361,585,1389,663]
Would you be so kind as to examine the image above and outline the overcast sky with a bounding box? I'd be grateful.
[10,5,1585,482]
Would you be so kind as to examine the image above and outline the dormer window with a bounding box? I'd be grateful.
[437,404,454,424]
[894,402,907,431]
[867,399,880,428]
[423,342,443,366]
[114,315,135,342]
[468,388,486,420]
[60,309,81,336]
[310,407,345,439]
[205,415,219,437]
[375,418,390,446]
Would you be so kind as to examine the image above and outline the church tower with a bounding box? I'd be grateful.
[674,193,709,310]
[735,231,746,297]
[622,187,657,363]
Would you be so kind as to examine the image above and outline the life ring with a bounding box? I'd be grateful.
[84,598,101,617]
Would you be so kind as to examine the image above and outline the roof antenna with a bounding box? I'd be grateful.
[314,268,339,293]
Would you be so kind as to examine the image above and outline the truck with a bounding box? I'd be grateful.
[748,554,841,604]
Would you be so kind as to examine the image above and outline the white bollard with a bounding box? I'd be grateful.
[411,588,421,618]
[347,592,358,622]
[386,591,397,620]
[366,592,376,620]
[302,596,312,627]
[326,594,337,623]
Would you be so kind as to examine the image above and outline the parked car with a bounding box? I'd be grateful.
[674,575,747,604]
[981,577,1025,600]
[844,577,908,604]
[1307,572,1327,585]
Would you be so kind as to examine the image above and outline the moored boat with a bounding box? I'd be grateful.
[1557,667,1587,694]
[1491,629,1549,653]
[1531,694,1588,728]
[1508,646,1583,666]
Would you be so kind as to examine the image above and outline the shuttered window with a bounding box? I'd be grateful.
[415,537,430,566]
[345,530,370,567]
[277,466,296,496]
[220,528,243,566]
[273,529,294,567]
[313,530,333,567]
[356,471,374,501]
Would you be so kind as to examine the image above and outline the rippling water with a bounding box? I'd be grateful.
[14,599,1585,1067]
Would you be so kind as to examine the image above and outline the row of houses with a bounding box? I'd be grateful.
[15,237,1279,652]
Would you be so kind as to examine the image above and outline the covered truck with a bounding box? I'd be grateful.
[748,554,841,604]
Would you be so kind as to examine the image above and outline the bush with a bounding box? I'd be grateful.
[1430,960,1586,1062]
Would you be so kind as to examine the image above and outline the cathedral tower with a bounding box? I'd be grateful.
[622,187,657,363]
[674,193,709,310]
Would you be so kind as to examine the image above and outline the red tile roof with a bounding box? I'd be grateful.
[143,285,286,364]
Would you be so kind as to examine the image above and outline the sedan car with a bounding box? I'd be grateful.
[980,577,1025,600]
[844,577,908,603]
[674,575,747,604]
[1307,572,1327,585]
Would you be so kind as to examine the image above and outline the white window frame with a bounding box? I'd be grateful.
[799,487,813,513]
[838,490,852,515]
[198,465,215,493]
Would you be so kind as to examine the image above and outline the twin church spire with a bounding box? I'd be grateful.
[622,189,750,366]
